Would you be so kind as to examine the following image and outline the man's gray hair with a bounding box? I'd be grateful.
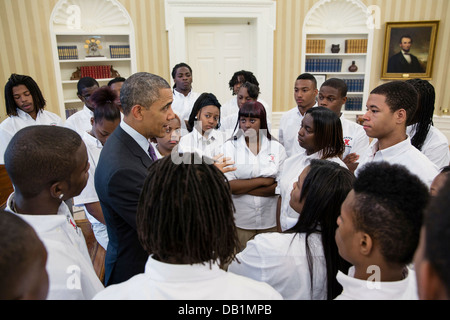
[120,72,171,115]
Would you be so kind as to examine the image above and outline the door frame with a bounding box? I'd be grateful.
[165,0,277,114]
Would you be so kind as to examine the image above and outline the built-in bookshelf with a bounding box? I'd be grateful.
[301,0,374,118]
[50,0,136,120]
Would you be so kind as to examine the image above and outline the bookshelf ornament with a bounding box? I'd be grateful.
[84,37,103,57]
[348,61,358,72]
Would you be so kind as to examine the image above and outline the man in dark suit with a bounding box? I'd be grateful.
[387,35,424,73]
[95,72,175,286]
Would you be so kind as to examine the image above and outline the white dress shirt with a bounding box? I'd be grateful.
[277,150,347,231]
[93,255,282,300]
[0,109,62,164]
[229,232,327,300]
[5,194,104,300]
[64,105,93,137]
[278,104,318,157]
[335,266,418,300]
[407,124,450,169]
[171,89,200,130]
[120,120,151,156]
[73,131,108,250]
[355,136,439,188]
[223,134,287,229]
[340,115,370,159]
[178,128,226,159]
[220,96,239,119]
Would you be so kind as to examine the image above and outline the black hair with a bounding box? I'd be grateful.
[321,78,348,98]
[4,74,46,117]
[370,81,418,125]
[89,86,121,123]
[136,153,239,269]
[187,92,221,132]
[107,77,126,87]
[233,101,272,141]
[399,35,413,44]
[353,161,429,265]
[287,159,354,300]
[228,70,260,95]
[423,176,450,298]
[405,79,435,151]
[297,73,317,89]
[77,77,99,95]
[4,126,83,198]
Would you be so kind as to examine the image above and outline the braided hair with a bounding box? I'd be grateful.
[136,153,239,268]
[4,74,46,117]
[405,79,435,151]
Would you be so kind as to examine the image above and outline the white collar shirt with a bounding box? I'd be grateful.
[64,105,93,137]
[120,120,150,157]
[93,255,282,300]
[220,96,239,119]
[223,134,287,229]
[340,115,370,159]
[171,89,200,127]
[407,124,450,169]
[277,150,347,231]
[229,232,327,300]
[0,109,62,164]
[402,50,412,64]
[178,128,226,159]
[335,266,418,300]
[356,136,439,188]
[278,104,318,157]
[5,193,104,300]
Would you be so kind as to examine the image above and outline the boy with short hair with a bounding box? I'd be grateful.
[335,161,429,299]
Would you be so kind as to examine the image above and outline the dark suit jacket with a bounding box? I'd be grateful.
[95,125,152,286]
[387,51,424,73]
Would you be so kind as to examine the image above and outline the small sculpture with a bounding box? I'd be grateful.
[70,67,81,80]
[331,44,340,53]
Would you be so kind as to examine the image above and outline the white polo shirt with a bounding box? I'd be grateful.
[341,115,370,159]
[355,137,439,188]
[171,89,200,129]
[223,134,287,229]
[64,105,93,137]
[178,128,226,159]
[93,255,282,300]
[278,104,317,157]
[407,124,450,169]
[229,232,327,300]
[335,266,418,300]
[0,109,62,164]
[5,194,104,300]
[276,150,347,231]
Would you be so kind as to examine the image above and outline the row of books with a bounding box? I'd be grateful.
[345,39,368,53]
[306,39,326,53]
[305,59,342,72]
[343,79,365,92]
[110,45,131,59]
[58,46,79,60]
[80,65,112,79]
[345,97,363,111]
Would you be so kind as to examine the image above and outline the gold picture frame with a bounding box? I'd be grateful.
[381,20,439,80]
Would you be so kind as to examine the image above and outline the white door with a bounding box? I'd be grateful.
[186,19,256,105]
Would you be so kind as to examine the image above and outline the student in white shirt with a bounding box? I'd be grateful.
[278,73,318,157]
[356,81,439,188]
[150,114,182,159]
[93,152,282,300]
[0,209,49,300]
[221,81,271,138]
[0,73,63,164]
[178,92,226,159]
[318,78,370,172]
[277,107,347,232]
[335,161,429,300]
[414,175,450,300]
[229,159,354,300]
[73,86,122,250]
[405,78,450,169]
[170,63,200,129]
[4,125,104,300]
[65,77,99,137]
[222,101,287,251]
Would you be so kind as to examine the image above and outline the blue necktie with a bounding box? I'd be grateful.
[148,143,158,161]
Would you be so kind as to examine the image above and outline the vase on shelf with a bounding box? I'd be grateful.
[348,61,358,72]
[331,44,340,53]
